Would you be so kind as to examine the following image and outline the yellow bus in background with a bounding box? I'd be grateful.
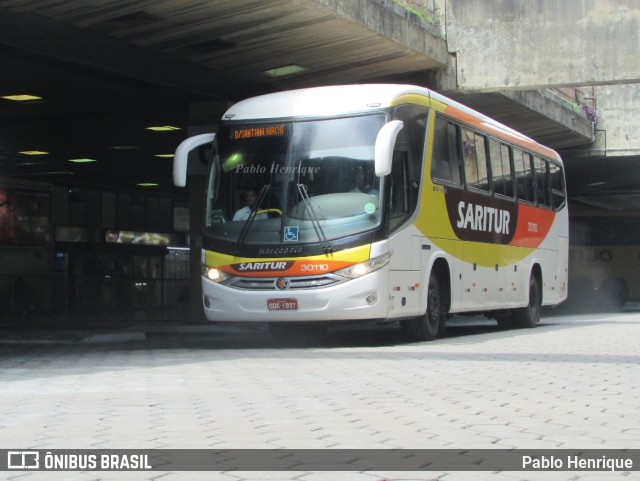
[569,210,640,310]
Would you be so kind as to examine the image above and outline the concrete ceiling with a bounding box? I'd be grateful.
[0,0,443,196]
[0,0,635,210]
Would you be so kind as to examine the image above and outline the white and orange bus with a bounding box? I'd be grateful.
[174,84,568,340]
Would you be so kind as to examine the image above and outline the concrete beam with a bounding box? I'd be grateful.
[447,90,594,149]
[584,84,640,157]
[502,90,595,147]
[311,0,449,68]
[446,0,640,91]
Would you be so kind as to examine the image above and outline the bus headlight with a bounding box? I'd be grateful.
[335,252,391,279]
[201,264,232,283]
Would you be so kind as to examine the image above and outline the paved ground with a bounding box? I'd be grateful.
[1,309,639,481]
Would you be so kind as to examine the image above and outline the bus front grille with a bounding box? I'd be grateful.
[227,274,343,290]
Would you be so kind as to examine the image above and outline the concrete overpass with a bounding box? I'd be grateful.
[316,0,640,211]
[0,0,639,318]
[445,0,640,90]
[1,0,638,209]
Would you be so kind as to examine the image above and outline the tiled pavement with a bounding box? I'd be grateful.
[1,311,639,481]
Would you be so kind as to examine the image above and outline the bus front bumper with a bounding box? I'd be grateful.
[201,271,388,322]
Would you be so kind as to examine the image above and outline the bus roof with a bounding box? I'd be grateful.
[224,84,422,120]
[222,84,560,161]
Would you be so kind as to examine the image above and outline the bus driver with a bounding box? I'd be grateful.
[233,189,268,221]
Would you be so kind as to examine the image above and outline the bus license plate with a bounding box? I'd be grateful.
[267,298,298,310]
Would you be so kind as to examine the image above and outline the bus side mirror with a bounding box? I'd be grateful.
[374,120,403,177]
[173,133,216,186]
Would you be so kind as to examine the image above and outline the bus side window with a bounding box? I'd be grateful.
[475,134,490,191]
[393,104,428,209]
[461,128,490,193]
[534,156,551,208]
[461,128,478,188]
[389,151,410,232]
[524,153,535,204]
[514,148,533,203]
[550,163,566,210]
[489,139,512,198]
[502,145,515,198]
[431,116,462,186]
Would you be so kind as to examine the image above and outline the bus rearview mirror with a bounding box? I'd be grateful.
[173,133,216,186]
[374,120,403,177]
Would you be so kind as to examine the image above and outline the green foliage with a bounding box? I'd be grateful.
[391,0,440,26]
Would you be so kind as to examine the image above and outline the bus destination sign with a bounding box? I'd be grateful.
[233,125,285,140]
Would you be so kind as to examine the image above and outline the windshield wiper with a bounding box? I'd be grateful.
[234,184,270,255]
[296,183,333,254]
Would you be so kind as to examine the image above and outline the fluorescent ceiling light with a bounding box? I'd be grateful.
[264,65,308,78]
[19,150,49,155]
[110,145,140,151]
[68,158,97,163]
[2,94,43,101]
[145,125,181,131]
[154,154,174,158]
[137,182,158,187]
[587,181,607,187]
[16,161,45,166]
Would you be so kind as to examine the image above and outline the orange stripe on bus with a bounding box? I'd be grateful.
[219,259,356,277]
[510,204,556,248]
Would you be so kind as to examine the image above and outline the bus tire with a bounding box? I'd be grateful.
[405,272,444,341]
[513,274,541,328]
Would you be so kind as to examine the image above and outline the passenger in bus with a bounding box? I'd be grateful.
[351,166,378,195]
[233,188,268,221]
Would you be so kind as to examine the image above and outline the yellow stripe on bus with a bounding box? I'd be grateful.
[204,244,371,268]
[417,173,536,267]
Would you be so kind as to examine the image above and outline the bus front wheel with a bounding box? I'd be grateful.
[513,274,541,328]
[403,272,445,341]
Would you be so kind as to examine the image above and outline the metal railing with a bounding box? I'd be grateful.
[1,275,190,321]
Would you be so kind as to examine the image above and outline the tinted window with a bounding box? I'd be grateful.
[550,162,566,210]
[431,116,462,186]
[533,156,551,208]
[514,149,535,203]
[461,128,490,192]
[390,105,429,231]
[489,139,514,198]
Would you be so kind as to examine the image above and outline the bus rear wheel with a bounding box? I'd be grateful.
[513,274,541,328]
[403,272,445,341]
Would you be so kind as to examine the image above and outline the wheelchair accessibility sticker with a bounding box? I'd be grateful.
[284,226,299,242]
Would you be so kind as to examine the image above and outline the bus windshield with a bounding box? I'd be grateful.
[204,114,386,249]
